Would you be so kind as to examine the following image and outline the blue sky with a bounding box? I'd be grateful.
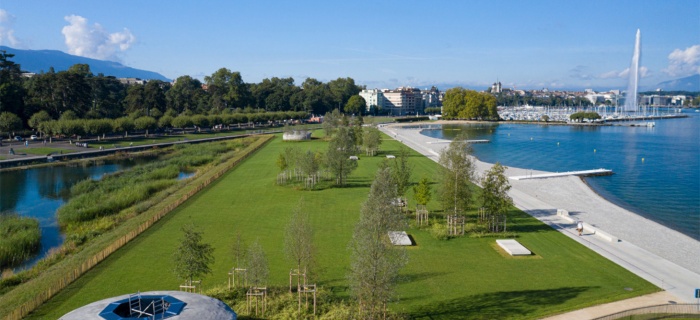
[1,0,698,90]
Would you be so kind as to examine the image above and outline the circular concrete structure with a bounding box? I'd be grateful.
[282,130,312,141]
[59,291,236,320]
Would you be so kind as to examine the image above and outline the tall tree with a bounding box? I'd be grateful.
[344,95,367,115]
[0,112,22,138]
[247,239,269,288]
[166,75,206,114]
[480,162,513,217]
[322,109,343,138]
[0,51,25,118]
[348,168,408,319]
[143,80,168,116]
[325,126,358,186]
[205,68,251,112]
[284,198,315,311]
[362,126,382,156]
[438,135,475,214]
[390,146,412,197]
[172,223,215,286]
[328,77,361,110]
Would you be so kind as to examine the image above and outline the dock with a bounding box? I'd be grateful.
[427,139,490,144]
[509,168,613,180]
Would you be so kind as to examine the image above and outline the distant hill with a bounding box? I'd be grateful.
[654,74,699,92]
[0,46,170,81]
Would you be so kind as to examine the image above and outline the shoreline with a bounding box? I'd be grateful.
[380,122,700,303]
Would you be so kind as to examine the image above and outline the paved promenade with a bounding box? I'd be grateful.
[379,123,700,311]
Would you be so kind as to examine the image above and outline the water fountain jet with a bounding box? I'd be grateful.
[623,29,641,112]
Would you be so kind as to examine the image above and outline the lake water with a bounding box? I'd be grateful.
[420,110,700,240]
[0,160,141,270]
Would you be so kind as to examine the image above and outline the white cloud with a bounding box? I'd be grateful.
[62,15,135,61]
[598,66,649,79]
[0,9,21,47]
[663,45,700,77]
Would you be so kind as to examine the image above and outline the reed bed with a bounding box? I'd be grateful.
[0,215,41,269]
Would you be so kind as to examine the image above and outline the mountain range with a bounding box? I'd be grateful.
[652,74,699,92]
[0,46,170,81]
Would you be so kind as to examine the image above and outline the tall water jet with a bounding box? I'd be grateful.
[624,29,641,112]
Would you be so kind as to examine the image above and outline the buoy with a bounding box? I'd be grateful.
[642,158,645,162]
[594,149,596,153]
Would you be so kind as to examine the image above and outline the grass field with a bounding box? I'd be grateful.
[20,147,76,156]
[26,131,657,319]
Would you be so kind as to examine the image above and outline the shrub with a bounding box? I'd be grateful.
[430,221,449,240]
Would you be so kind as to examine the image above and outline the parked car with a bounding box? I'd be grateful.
[14,136,23,141]
[30,135,38,140]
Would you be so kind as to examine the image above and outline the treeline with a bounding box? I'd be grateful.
[0,51,364,135]
[32,111,308,137]
[442,88,499,120]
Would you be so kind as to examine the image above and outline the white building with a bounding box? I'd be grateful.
[359,89,385,113]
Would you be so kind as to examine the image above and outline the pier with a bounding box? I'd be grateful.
[509,168,613,180]
[427,139,490,144]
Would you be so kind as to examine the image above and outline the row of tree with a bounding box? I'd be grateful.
[18,110,309,138]
[0,51,365,130]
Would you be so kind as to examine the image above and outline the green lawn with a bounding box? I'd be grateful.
[26,131,657,319]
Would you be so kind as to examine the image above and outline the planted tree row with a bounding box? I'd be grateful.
[27,111,308,138]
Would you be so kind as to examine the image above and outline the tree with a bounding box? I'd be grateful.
[134,116,157,136]
[344,95,366,115]
[322,108,343,138]
[438,135,475,214]
[284,199,315,311]
[442,87,498,120]
[480,162,513,215]
[247,239,269,288]
[205,68,251,111]
[172,223,215,286]
[166,75,206,114]
[0,51,25,117]
[348,168,408,319]
[325,126,358,186]
[362,126,382,156]
[413,177,432,206]
[0,112,22,138]
[390,146,412,197]
[28,111,53,135]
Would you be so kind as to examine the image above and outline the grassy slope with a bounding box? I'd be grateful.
[27,132,657,319]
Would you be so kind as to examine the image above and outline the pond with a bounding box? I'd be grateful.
[0,158,150,270]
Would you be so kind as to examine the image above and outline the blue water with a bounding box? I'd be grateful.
[0,162,136,270]
[421,111,700,240]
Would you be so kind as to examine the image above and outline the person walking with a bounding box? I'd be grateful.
[577,221,584,236]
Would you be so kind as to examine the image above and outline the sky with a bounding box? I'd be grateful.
[0,0,698,91]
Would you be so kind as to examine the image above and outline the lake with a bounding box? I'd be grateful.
[420,110,699,240]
